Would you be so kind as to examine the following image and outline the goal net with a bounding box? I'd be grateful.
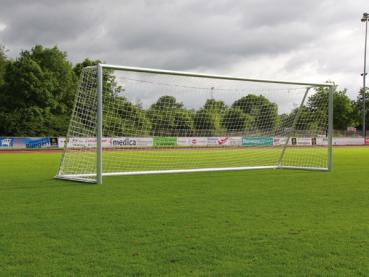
[56,64,333,183]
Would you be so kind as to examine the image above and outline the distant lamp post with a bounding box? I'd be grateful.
[361,12,369,138]
[210,86,214,99]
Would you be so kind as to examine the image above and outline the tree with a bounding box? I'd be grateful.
[193,99,226,136]
[308,86,356,130]
[0,45,7,87]
[203,99,227,114]
[103,97,151,136]
[221,107,253,132]
[193,108,221,136]
[353,87,369,132]
[232,95,278,131]
[148,96,193,136]
[0,45,77,136]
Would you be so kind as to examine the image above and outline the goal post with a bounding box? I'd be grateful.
[56,64,333,184]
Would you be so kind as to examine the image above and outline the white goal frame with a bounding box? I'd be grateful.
[56,64,333,184]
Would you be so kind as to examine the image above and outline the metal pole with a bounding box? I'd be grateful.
[278,87,311,167]
[363,18,368,138]
[97,64,103,184]
[328,86,334,171]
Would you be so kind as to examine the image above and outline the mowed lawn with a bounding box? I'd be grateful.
[1,147,369,276]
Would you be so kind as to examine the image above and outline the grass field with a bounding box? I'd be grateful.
[1,147,369,276]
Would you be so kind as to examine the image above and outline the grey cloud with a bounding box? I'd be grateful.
[0,0,368,96]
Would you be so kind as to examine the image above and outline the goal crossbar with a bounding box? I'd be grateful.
[100,64,334,87]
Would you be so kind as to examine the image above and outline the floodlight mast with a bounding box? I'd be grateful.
[361,12,369,138]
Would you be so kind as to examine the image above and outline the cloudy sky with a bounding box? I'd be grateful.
[0,0,368,99]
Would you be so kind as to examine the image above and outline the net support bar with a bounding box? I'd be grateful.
[328,86,334,171]
[97,64,103,184]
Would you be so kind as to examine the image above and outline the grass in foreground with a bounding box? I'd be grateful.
[0,147,369,276]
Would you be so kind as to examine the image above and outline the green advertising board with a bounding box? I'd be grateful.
[153,137,177,146]
[242,137,273,146]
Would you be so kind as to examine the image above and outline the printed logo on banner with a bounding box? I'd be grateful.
[49,137,58,147]
[295,138,312,146]
[112,137,153,147]
[177,137,207,146]
[366,138,369,145]
[0,138,13,148]
[218,137,228,145]
[242,137,273,146]
[153,137,177,146]
[291,137,297,145]
[207,137,228,145]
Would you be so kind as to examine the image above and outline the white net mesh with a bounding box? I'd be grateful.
[57,66,331,183]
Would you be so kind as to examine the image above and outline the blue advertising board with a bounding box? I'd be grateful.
[0,138,14,148]
[0,137,58,149]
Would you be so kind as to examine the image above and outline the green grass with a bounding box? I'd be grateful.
[1,147,369,276]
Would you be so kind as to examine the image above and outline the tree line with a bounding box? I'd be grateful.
[0,44,368,137]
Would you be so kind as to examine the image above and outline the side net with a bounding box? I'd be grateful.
[57,66,330,183]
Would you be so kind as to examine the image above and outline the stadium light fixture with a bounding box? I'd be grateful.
[361,12,369,138]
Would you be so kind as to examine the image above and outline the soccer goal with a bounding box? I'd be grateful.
[55,64,333,184]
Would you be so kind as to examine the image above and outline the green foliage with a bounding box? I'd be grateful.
[232,95,278,131]
[148,96,192,136]
[0,44,7,87]
[307,86,357,130]
[221,107,253,132]
[0,45,77,136]
[104,96,151,136]
[194,109,221,136]
[352,87,369,131]
[193,99,227,135]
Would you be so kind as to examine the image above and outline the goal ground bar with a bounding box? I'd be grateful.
[55,165,328,183]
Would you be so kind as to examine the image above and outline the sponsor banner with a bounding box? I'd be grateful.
[242,137,273,146]
[274,137,327,146]
[291,137,312,146]
[112,137,153,147]
[0,138,14,148]
[58,137,112,148]
[207,137,242,146]
[273,137,286,146]
[366,137,369,145]
[177,137,208,146]
[333,137,364,146]
[24,137,51,149]
[0,137,59,149]
[153,137,177,146]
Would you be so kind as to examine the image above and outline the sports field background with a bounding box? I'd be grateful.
[1,147,369,275]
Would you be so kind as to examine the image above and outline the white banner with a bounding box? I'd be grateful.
[58,137,112,148]
[111,137,153,147]
[177,137,208,146]
[207,137,242,146]
[273,137,328,146]
[332,137,364,145]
